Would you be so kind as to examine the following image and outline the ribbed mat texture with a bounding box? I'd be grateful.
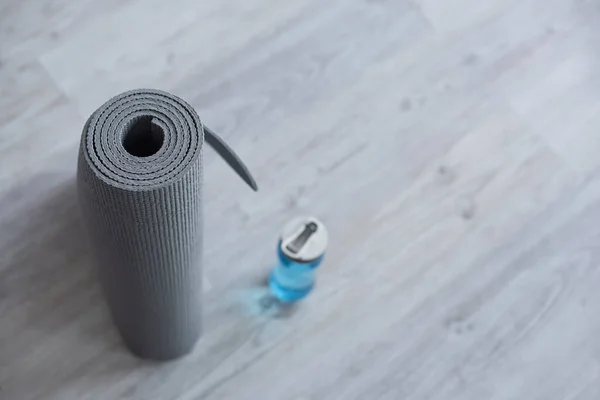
[77,89,250,360]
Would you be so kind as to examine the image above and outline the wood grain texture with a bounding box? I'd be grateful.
[1,0,600,399]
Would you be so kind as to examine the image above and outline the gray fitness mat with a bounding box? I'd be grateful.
[77,89,257,360]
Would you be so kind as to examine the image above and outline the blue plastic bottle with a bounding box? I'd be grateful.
[269,217,328,302]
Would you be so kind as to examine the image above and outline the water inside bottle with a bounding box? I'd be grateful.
[268,260,315,302]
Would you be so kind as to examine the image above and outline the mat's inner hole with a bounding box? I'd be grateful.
[123,116,164,157]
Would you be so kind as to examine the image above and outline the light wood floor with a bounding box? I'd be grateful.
[2,0,600,399]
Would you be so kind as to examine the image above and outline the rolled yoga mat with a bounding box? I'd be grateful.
[77,89,257,360]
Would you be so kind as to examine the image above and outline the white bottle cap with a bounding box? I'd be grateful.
[280,216,328,263]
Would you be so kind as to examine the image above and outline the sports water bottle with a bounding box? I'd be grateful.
[269,217,328,302]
